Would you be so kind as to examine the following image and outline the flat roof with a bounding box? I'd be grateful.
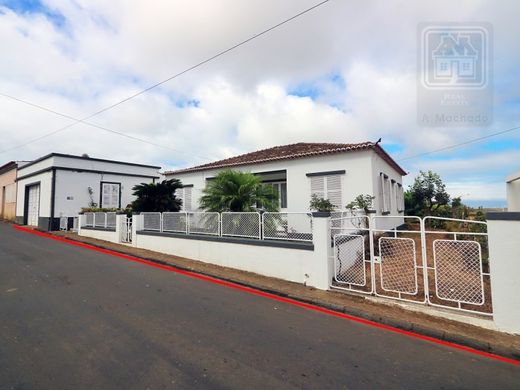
[18,153,161,171]
[0,161,17,175]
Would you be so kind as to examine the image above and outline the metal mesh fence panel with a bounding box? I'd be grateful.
[163,212,188,233]
[262,212,313,242]
[423,216,490,314]
[188,212,220,236]
[221,212,260,239]
[141,212,162,231]
[106,212,117,228]
[84,213,94,227]
[433,240,484,305]
[379,237,418,294]
[94,212,106,228]
[334,234,366,286]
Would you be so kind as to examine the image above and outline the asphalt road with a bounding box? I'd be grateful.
[0,222,519,389]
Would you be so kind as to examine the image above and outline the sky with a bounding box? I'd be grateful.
[0,0,518,207]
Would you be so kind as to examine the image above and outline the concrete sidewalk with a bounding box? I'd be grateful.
[50,228,520,361]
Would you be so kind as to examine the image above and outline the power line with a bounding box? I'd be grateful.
[398,124,520,161]
[0,0,331,154]
[0,92,216,161]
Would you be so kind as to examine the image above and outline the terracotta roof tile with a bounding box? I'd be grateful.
[166,142,406,176]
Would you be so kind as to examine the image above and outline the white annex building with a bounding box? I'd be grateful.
[15,153,161,230]
[164,142,407,224]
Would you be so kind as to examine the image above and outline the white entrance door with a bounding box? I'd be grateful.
[27,184,40,226]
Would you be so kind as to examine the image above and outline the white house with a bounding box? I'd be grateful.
[506,170,520,211]
[164,142,407,227]
[15,153,161,230]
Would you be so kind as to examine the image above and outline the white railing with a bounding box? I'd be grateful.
[94,212,106,228]
[330,214,492,316]
[82,212,117,229]
[106,212,117,228]
[142,212,162,231]
[262,212,313,242]
[188,212,220,236]
[222,212,261,239]
[84,212,94,227]
[163,212,188,234]
[138,211,313,242]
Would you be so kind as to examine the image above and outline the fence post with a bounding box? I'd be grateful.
[487,212,520,334]
[77,214,83,235]
[115,214,124,243]
[132,214,143,247]
[310,212,333,290]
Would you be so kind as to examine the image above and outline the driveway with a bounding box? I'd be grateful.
[1,222,519,389]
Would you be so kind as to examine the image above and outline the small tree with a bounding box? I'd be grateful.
[346,194,375,214]
[406,170,450,216]
[309,194,335,212]
[130,179,183,213]
[199,169,279,212]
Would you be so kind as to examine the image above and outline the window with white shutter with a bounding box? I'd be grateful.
[101,182,120,209]
[379,174,391,213]
[396,183,404,211]
[184,187,192,211]
[310,174,342,209]
[310,176,325,199]
[176,186,193,211]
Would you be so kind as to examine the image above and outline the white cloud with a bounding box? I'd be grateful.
[0,0,519,201]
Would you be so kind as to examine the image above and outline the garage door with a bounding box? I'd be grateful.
[27,184,40,227]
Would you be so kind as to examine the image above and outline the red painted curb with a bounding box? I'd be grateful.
[12,224,520,367]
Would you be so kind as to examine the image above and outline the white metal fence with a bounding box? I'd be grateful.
[82,212,117,229]
[262,212,313,242]
[139,211,313,242]
[331,215,492,316]
[222,212,261,239]
[163,212,188,234]
[188,212,220,236]
[331,215,371,294]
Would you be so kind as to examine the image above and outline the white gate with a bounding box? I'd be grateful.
[120,216,132,244]
[331,214,372,294]
[27,184,40,226]
[331,215,491,316]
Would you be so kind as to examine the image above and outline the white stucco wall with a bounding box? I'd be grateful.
[135,233,318,284]
[15,154,160,228]
[487,216,520,334]
[16,171,53,218]
[79,227,119,243]
[54,170,156,217]
[370,152,405,230]
[166,150,402,212]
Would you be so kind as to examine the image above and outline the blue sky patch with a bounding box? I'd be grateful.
[1,0,66,27]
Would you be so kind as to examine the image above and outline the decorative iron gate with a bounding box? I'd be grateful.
[331,215,491,316]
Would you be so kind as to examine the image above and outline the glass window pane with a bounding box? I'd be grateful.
[280,182,287,208]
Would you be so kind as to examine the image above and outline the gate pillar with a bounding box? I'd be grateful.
[487,212,520,334]
[311,212,333,290]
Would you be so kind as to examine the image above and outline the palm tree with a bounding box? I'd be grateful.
[199,170,279,212]
[130,179,183,212]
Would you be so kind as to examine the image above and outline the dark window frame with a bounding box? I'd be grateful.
[99,181,122,209]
